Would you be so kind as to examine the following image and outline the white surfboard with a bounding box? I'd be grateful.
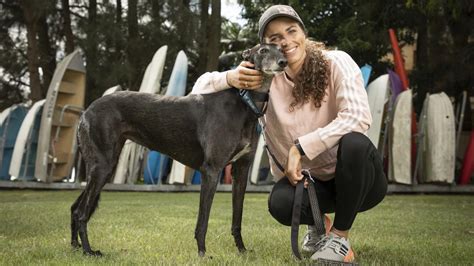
[35,50,86,182]
[366,75,390,149]
[9,99,46,179]
[419,92,455,183]
[113,45,168,184]
[250,133,267,184]
[102,85,122,96]
[388,89,412,184]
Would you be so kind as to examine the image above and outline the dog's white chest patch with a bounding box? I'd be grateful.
[229,143,251,163]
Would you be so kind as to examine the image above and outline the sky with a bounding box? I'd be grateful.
[221,0,247,26]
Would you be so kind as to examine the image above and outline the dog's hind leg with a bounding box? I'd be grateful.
[71,190,84,248]
[73,160,113,256]
[230,157,252,253]
[194,165,221,257]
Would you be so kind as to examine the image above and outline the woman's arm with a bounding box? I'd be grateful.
[191,62,263,95]
[297,51,372,161]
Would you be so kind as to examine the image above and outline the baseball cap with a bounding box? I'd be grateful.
[258,5,306,43]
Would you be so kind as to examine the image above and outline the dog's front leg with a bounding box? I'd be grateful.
[230,158,251,253]
[195,167,220,257]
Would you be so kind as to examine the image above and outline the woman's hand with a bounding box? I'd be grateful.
[226,61,263,90]
[285,145,303,186]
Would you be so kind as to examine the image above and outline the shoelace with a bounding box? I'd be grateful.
[318,235,349,257]
[304,233,322,247]
[314,235,331,251]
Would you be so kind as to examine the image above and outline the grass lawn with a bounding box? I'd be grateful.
[0,190,473,265]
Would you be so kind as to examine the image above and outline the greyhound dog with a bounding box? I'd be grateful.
[70,43,287,257]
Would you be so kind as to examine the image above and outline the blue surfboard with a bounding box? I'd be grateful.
[360,64,372,89]
[0,105,28,180]
[191,171,202,185]
[9,100,45,180]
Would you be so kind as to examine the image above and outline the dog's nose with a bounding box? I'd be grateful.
[278,58,288,68]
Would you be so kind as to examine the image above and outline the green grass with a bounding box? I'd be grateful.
[0,191,473,265]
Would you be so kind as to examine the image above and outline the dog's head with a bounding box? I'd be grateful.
[242,44,287,75]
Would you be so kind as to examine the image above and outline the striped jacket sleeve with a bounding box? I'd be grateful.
[191,71,231,94]
[298,51,372,160]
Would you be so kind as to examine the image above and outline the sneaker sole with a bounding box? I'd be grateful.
[315,258,358,266]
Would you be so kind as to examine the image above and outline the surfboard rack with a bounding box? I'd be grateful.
[0,180,473,194]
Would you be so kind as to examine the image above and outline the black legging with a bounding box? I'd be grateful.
[268,132,387,231]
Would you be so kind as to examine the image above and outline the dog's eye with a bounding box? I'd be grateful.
[259,48,269,54]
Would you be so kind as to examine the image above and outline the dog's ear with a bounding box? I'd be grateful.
[242,48,252,62]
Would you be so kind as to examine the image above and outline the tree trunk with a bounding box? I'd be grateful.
[86,0,98,104]
[61,0,75,54]
[127,0,140,90]
[205,0,221,72]
[197,0,209,75]
[151,0,162,26]
[20,0,42,102]
[115,0,123,60]
[38,14,56,97]
[176,0,191,51]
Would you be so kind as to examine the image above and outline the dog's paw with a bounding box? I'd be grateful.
[238,246,247,253]
[198,250,206,257]
[84,250,103,257]
[71,241,81,249]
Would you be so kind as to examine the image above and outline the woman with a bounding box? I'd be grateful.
[191,5,387,263]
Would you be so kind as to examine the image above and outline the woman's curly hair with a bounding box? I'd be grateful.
[289,40,331,112]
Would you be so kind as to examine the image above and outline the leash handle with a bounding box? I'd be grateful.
[290,172,327,260]
[291,181,304,260]
[261,127,326,259]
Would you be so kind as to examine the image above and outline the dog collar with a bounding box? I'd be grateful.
[238,89,269,118]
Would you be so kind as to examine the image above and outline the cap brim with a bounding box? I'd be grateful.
[259,14,305,43]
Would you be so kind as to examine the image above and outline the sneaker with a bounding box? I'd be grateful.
[310,232,355,263]
[301,214,332,256]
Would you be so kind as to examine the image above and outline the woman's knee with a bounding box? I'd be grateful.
[338,132,374,164]
[268,178,294,226]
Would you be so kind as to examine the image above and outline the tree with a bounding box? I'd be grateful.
[19,0,43,102]
[61,0,75,54]
[206,0,221,72]
[238,0,473,111]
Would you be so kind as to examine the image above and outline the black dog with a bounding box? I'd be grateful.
[70,44,287,256]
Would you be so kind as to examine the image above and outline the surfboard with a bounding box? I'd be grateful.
[360,64,372,88]
[418,92,455,183]
[162,51,190,184]
[102,85,122,96]
[414,95,428,184]
[459,131,474,185]
[388,89,412,184]
[191,170,201,184]
[366,75,390,149]
[9,99,46,180]
[379,70,405,161]
[113,45,168,184]
[250,133,267,184]
[35,50,86,182]
[0,105,28,180]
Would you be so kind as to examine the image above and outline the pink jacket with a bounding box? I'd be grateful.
[191,50,372,181]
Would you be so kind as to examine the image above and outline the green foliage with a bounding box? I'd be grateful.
[0,0,472,110]
[0,191,473,264]
[238,0,473,102]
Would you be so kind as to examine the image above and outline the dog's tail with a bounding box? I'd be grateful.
[74,118,87,182]
[73,150,86,182]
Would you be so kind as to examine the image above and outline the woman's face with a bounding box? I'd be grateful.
[264,17,306,70]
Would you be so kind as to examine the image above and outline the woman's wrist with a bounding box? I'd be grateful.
[294,139,305,156]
